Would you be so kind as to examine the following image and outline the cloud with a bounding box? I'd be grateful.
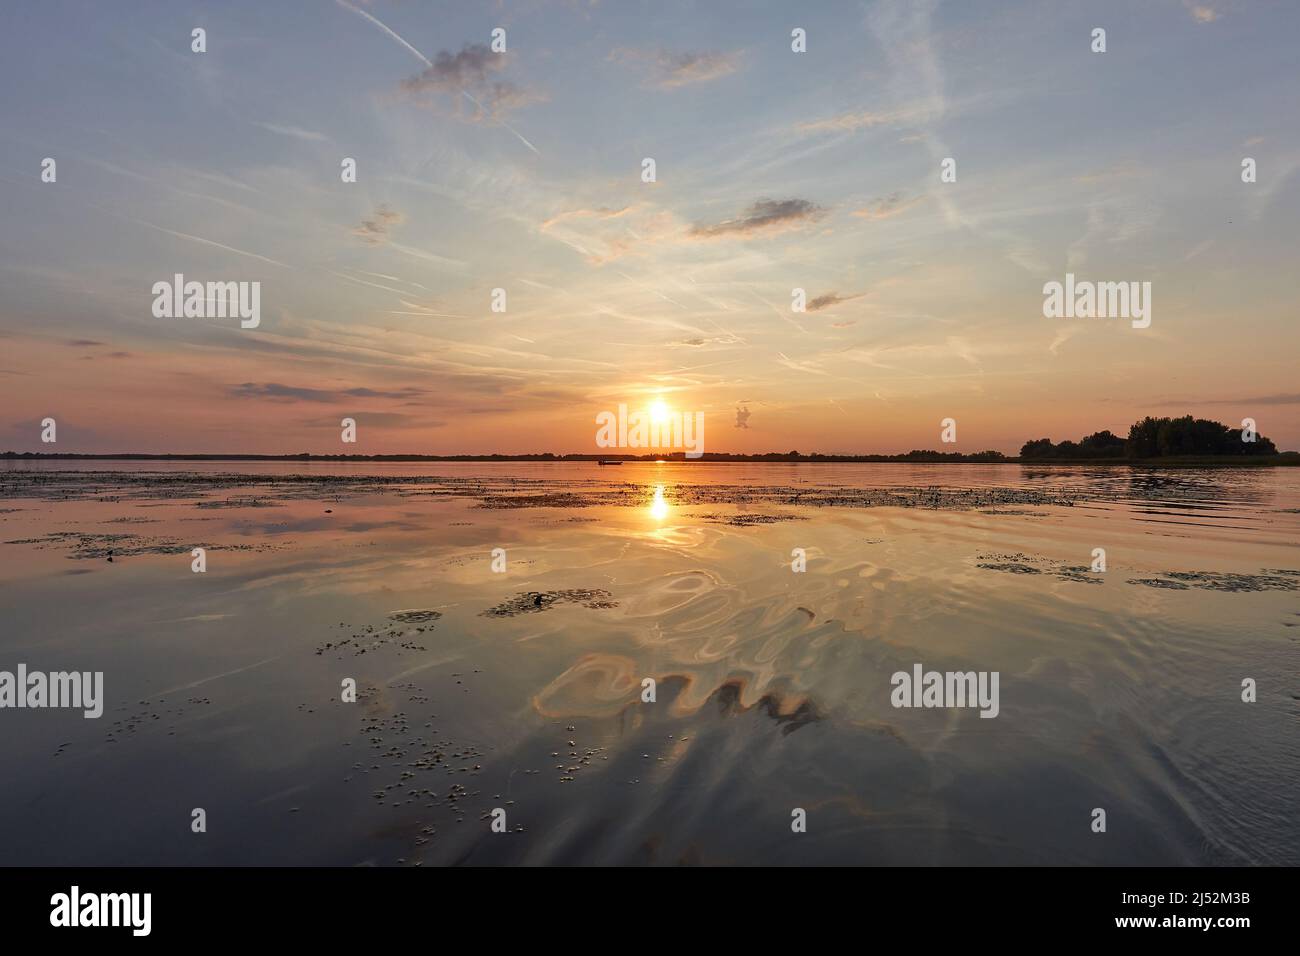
[229,382,337,403]
[851,192,924,221]
[253,121,328,142]
[689,199,827,240]
[400,43,542,121]
[807,292,863,313]
[1066,197,1161,270]
[1072,161,1144,185]
[317,412,427,428]
[127,217,292,269]
[67,339,104,347]
[343,386,428,399]
[228,382,427,403]
[1161,394,1300,406]
[353,204,404,244]
[78,350,132,361]
[540,206,635,230]
[735,406,751,429]
[1049,326,1080,356]
[1184,3,1220,23]
[830,320,857,329]
[796,110,897,134]
[796,100,943,135]
[611,48,742,89]
[403,43,495,89]
[540,205,685,264]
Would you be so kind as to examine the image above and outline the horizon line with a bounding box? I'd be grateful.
[4,450,1297,463]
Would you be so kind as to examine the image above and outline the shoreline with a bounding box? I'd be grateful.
[2,454,1297,467]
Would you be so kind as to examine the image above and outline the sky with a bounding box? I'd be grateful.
[1,0,1298,455]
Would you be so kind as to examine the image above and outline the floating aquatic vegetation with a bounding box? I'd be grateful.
[1128,570,1298,593]
[692,512,805,526]
[480,589,618,618]
[387,609,444,624]
[976,552,1103,584]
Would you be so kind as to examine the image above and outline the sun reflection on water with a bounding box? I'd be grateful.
[649,484,670,521]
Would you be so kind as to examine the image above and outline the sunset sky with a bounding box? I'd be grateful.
[2,0,1298,455]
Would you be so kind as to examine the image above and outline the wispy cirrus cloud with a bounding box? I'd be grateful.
[1072,161,1144,185]
[127,217,292,269]
[796,99,944,135]
[611,48,743,89]
[252,121,328,142]
[1049,326,1082,356]
[851,192,925,221]
[1159,393,1300,406]
[540,205,635,230]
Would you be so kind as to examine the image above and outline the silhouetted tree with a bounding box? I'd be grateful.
[1078,430,1126,458]
[1024,417,1277,460]
[1126,416,1276,458]
[1020,438,1056,459]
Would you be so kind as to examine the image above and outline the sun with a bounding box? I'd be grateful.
[649,399,670,425]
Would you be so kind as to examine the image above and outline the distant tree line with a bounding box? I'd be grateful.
[1021,416,1278,460]
[1,448,1013,463]
[2,415,1284,463]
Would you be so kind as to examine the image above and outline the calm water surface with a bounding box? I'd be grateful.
[1,462,1296,865]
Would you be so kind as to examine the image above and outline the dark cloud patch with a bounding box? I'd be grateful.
[67,339,104,347]
[400,43,540,120]
[229,382,427,404]
[690,199,826,240]
[229,383,337,403]
[404,44,497,92]
[807,291,863,312]
[735,406,751,429]
[343,386,427,400]
[80,350,133,361]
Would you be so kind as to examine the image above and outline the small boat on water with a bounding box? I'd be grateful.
[597,460,623,466]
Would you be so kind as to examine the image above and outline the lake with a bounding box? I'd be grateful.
[1,461,1296,865]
